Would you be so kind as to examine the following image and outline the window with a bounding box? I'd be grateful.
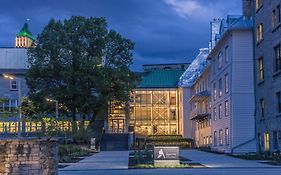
[256,23,263,42]
[218,52,223,69]
[209,136,212,144]
[219,78,222,97]
[274,43,281,72]
[258,58,264,81]
[273,131,278,149]
[256,0,262,11]
[225,100,229,117]
[277,91,281,114]
[264,132,270,151]
[219,104,222,119]
[273,9,277,28]
[225,128,229,146]
[213,83,217,101]
[225,46,229,63]
[219,129,223,145]
[213,107,217,121]
[273,5,281,29]
[10,80,17,90]
[225,74,229,94]
[260,98,265,118]
[214,131,217,146]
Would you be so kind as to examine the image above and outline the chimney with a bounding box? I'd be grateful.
[242,0,253,18]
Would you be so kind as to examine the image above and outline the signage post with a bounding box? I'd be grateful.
[154,146,180,166]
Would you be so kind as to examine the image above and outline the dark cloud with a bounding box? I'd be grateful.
[0,0,241,71]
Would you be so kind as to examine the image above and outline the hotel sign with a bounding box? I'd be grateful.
[154,146,179,161]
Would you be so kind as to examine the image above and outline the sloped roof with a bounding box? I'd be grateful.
[178,48,209,88]
[138,69,185,88]
[17,23,35,40]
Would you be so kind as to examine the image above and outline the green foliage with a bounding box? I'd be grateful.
[42,117,59,136]
[59,144,91,163]
[21,97,37,118]
[26,16,137,122]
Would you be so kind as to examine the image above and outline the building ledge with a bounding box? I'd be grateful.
[191,113,211,121]
[189,90,210,102]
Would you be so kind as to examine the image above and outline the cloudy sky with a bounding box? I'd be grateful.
[0,0,241,70]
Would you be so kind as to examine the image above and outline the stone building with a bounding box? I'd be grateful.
[254,0,281,153]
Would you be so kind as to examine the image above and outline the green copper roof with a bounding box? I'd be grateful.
[138,70,184,88]
[17,23,35,40]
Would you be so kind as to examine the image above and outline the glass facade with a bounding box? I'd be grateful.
[108,88,181,136]
[130,89,179,135]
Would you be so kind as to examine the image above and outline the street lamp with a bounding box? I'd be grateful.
[46,98,59,120]
[3,73,22,138]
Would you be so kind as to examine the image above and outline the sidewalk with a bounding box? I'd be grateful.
[60,151,129,172]
[180,149,278,168]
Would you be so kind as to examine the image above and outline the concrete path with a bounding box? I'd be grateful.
[59,149,281,175]
[60,151,129,172]
[180,149,278,168]
[59,168,281,175]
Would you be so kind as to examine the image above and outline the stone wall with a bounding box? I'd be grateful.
[0,138,58,175]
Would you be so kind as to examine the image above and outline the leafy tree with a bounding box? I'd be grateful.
[21,97,37,119]
[26,16,136,130]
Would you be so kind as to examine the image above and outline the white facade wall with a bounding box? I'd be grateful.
[210,29,256,153]
[179,87,192,138]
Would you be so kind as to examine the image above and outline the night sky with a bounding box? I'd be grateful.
[0,0,241,71]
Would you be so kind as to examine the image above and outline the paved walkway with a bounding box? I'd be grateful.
[180,149,276,168]
[60,151,129,173]
[59,149,281,175]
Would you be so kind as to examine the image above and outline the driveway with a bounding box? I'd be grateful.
[59,149,281,175]
[180,149,276,168]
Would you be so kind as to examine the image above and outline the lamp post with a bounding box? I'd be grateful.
[3,74,22,138]
[46,98,59,120]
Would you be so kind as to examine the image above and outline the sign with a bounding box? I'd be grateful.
[154,146,179,161]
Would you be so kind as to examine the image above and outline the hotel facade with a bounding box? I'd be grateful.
[254,0,281,153]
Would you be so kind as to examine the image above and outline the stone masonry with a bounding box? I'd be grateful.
[0,138,58,175]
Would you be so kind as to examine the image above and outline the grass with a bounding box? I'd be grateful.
[59,144,93,163]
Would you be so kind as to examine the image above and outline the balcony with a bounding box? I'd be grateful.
[189,90,210,103]
[190,108,211,121]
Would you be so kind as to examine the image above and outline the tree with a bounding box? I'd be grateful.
[26,16,136,129]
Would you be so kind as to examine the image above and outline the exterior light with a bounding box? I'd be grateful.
[3,74,15,80]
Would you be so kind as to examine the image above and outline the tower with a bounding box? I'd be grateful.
[15,23,35,48]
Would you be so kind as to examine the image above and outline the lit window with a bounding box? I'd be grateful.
[274,43,281,72]
[225,74,229,94]
[256,0,262,11]
[264,132,270,151]
[10,80,17,90]
[257,23,263,42]
[258,58,264,81]
[219,78,222,97]
[225,100,229,117]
